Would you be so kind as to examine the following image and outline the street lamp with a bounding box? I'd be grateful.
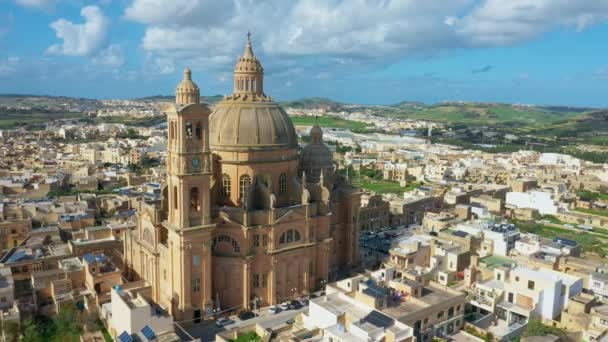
[291,287,297,300]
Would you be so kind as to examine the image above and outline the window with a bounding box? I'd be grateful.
[279,229,301,245]
[528,280,535,290]
[279,173,287,196]
[437,311,444,319]
[239,174,252,200]
[221,174,231,198]
[192,278,200,292]
[173,186,178,210]
[253,274,260,288]
[143,228,153,245]
[185,122,193,139]
[262,234,268,246]
[195,122,202,139]
[190,187,200,211]
[169,121,175,140]
[212,235,241,253]
[508,293,514,303]
[253,234,260,247]
[497,273,501,281]
[515,276,520,282]
[262,273,268,287]
[163,269,167,280]
[192,255,200,266]
[448,306,454,318]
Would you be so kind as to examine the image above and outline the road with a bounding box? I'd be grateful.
[180,305,308,342]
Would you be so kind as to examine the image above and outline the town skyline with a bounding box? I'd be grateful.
[3,1,608,106]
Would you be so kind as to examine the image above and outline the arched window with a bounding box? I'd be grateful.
[185,122,193,139]
[212,235,240,253]
[195,122,202,140]
[173,186,178,210]
[252,79,256,92]
[169,121,175,140]
[190,187,200,211]
[279,173,287,196]
[221,174,231,198]
[239,174,252,200]
[279,229,301,245]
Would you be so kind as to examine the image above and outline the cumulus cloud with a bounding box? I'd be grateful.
[123,0,608,77]
[455,0,608,46]
[47,6,109,56]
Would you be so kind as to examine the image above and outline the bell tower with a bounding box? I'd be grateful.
[162,68,215,319]
[166,68,212,228]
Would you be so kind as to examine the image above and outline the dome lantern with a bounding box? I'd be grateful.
[176,68,200,105]
[233,32,264,98]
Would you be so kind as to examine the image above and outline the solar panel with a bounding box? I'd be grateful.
[8,250,27,263]
[118,331,133,342]
[141,325,156,341]
[451,230,468,238]
[362,310,394,328]
[554,237,577,247]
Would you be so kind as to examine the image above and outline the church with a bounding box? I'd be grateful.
[123,35,362,321]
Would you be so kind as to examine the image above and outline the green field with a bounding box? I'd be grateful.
[0,111,85,129]
[518,222,608,256]
[290,115,373,132]
[380,103,581,125]
[574,208,608,217]
[353,179,403,194]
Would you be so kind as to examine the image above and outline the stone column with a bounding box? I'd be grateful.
[242,259,251,309]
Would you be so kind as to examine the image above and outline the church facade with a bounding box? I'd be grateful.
[123,36,361,321]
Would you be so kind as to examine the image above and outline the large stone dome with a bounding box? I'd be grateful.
[209,101,297,151]
[209,33,298,152]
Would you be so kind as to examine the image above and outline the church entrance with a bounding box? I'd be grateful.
[212,257,243,310]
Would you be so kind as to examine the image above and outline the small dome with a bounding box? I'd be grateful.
[209,101,298,151]
[310,125,323,143]
[176,68,200,105]
[300,140,333,182]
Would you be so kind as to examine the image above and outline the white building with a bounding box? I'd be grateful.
[590,267,608,303]
[505,191,561,216]
[469,266,583,341]
[106,286,173,340]
[301,291,414,342]
[455,220,520,257]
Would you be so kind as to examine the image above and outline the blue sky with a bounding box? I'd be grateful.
[2,0,608,107]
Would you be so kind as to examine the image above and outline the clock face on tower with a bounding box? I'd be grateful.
[191,156,201,171]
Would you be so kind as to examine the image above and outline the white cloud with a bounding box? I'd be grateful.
[455,0,608,46]
[92,44,124,67]
[0,57,20,77]
[14,0,56,10]
[47,6,109,56]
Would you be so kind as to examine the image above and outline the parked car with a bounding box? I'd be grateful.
[215,317,232,327]
[280,302,290,311]
[286,318,295,324]
[299,297,309,306]
[269,305,280,314]
[238,310,255,320]
[290,299,302,309]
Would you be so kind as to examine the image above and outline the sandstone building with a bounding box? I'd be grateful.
[123,35,361,320]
